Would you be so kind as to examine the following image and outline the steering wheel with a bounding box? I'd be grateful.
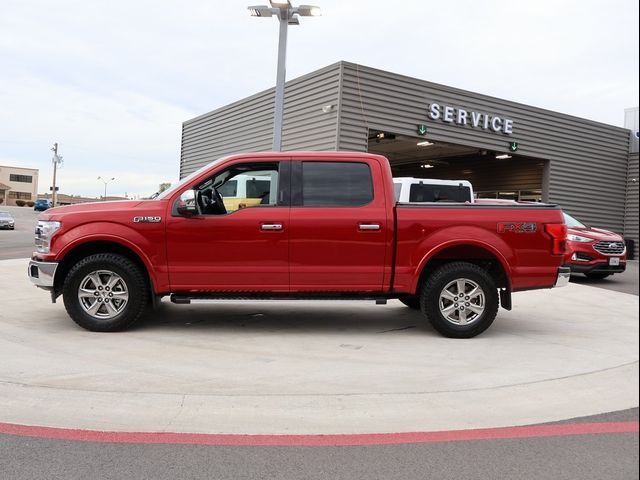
[212,188,227,215]
[196,190,213,214]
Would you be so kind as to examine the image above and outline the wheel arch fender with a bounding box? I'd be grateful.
[410,239,512,295]
[53,234,159,296]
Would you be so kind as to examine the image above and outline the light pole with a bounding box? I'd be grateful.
[97,176,115,201]
[51,143,63,207]
[248,2,321,151]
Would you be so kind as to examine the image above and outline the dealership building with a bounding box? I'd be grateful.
[180,61,639,249]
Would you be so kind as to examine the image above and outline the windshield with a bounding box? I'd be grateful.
[563,212,586,229]
[0,212,11,219]
[155,158,225,200]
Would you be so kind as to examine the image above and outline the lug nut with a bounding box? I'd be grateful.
[97,298,102,303]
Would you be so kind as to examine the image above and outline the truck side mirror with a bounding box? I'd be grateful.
[176,190,197,217]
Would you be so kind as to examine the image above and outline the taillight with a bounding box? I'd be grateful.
[545,223,568,255]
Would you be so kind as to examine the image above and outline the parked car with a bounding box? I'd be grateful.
[28,151,569,338]
[563,212,626,279]
[34,199,52,211]
[0,211,15,230]
[393,177,474,203]
[216,173,275,212]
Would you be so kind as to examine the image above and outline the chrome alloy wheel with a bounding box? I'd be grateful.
[438,278,485,326]
[77,270,129,319]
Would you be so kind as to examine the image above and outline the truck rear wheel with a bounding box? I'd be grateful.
[420,262,499,338]
[62,253,148,332]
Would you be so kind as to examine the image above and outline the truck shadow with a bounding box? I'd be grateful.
[134,301,437,336]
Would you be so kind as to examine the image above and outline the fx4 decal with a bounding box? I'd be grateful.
[497,222,537,233]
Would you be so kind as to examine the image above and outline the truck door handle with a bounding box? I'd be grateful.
[261,223,283,231]
[358,223,381,231]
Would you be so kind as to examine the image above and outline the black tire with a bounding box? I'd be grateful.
[62,253,148,332]
[420,262,499,338]
[584,272,611,280]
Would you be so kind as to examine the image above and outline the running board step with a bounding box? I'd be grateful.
[170,294,388,304]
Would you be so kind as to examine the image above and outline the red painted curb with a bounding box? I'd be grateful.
[0,421,637,446]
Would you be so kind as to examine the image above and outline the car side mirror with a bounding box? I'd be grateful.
[176,190,197,216]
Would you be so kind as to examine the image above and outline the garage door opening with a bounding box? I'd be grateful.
[367,131,547,202]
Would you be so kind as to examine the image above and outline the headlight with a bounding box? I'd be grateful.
[35,221,61,253]
[567,234,593,243]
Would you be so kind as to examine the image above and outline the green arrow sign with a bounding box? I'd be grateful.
[417,124,428,135]
[509,142,519,152]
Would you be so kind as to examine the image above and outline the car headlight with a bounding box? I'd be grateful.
[35,221,61,253]
[567,234,593,243]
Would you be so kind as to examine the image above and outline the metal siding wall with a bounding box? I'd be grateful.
[391,157,544,194]
[180,63,341,178]
[624,153,639,246]
[337,62,630,232]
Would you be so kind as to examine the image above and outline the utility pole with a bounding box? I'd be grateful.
[51,143,63,207]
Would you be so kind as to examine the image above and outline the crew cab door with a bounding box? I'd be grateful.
[289,158,389,292]
[165,160,290,291]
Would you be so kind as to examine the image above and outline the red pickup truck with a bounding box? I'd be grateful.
[28,152,569,338]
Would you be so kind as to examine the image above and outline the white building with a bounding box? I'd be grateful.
[0,165,39,206]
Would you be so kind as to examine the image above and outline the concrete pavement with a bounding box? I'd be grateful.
[0,257,637,435]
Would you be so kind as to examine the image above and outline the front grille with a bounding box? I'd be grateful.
[593,241,626,255]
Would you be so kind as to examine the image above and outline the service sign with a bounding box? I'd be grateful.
[427,103,514,135]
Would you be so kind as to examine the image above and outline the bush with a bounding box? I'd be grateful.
[27,201,35,207]
[0,198,3,204]
[15,200,26,207]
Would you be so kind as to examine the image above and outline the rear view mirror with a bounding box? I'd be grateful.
[176,190,197,216]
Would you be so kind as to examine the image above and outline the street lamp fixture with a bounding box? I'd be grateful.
[248,1,321,151]
[97,176,115,201]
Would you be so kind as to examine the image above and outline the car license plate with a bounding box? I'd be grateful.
[609,257,620,266]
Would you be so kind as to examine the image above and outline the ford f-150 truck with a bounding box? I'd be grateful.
[28,152,569,338]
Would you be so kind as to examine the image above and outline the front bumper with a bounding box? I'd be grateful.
[568,262,626,275]
[554,266,571,288]
[28,260,58,288]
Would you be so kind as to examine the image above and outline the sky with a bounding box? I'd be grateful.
[1,0,638,199]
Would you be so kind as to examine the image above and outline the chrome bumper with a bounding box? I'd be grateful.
[28,260,58,288]
[554,266,571,288]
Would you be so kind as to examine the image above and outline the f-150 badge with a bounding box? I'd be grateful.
[133,216,162,223]
[497,222,537,233]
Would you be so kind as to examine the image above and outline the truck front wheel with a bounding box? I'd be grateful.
[62,253,149,332]
[420,262,499,338]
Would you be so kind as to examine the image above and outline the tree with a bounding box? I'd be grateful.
[158,182,171,193]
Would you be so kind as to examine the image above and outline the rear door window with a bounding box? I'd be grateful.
[301,162,373,207]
